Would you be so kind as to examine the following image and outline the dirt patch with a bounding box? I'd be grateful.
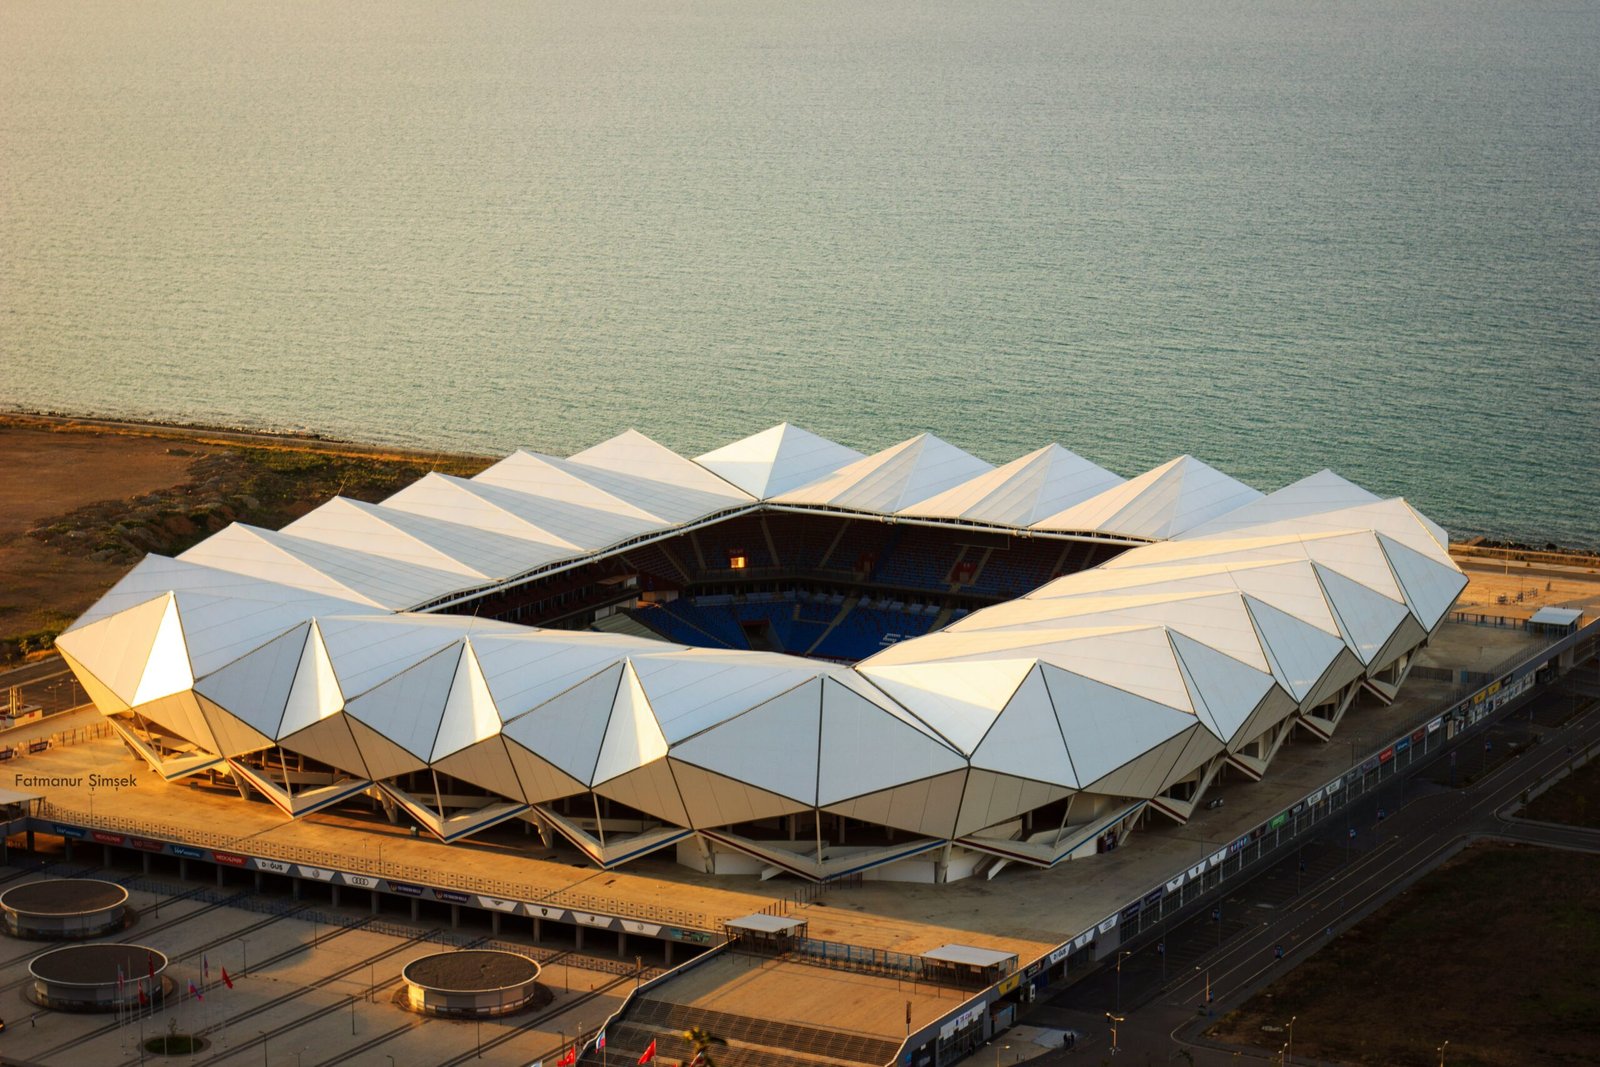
[0,414,489,661]
[1522,758,1600,830]
[1206,843,1600,1066]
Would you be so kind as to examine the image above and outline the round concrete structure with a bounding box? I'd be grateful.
[27,944,168,1012]
[1,879,130,940]
[400,950,542,1017]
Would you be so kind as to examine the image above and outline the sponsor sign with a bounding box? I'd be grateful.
[1379,746,1395,764]
[390,882,425,898]
[340,874,380,890]
[212,852,248,867]
[435,889,471,905]
[1046,944,1070,965]
[1072,931,1092,951]
[478,895,520,913]
[129,837,166,853]
[528,904,568,921]
[997,973,1020,994]
[253,859,292,874]
[0,750,14,761]
[296,866,336,882]
[1023,960,1042,978]
[170,845,207,860]
[1119,901,1141,922]
[1165,874,1186,894]
[572,911,614,928]
[1395,736,1410,754]
[1142,888,1164,908]
[1268,813,1288,831]
[53,823,86,839]
[665,928,711,944]
[938,1005,983,1040]
[91,830,125,846]
[1427,716,1443,732]
[620,919,660,936]
[1411,727,1427,743]
[1097,914,1118,935]
[28,740,50,754]
[1308,788,1325,804]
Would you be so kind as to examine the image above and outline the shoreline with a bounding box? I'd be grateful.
[4,409,1596,558]
[0,409,493,466]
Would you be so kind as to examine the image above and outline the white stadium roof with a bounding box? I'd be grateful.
[58,424,1467,880]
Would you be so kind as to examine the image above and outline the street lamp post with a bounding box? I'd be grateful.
[1115,950,1132,1013]
[1286,1015,1295,1065]
[240,937,249,977]
[1438,1039,1449,1066]
[1104,1013,1123,1057]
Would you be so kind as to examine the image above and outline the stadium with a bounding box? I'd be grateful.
[53,424,1466,884]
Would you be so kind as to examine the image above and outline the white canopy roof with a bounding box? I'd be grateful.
[773,432,994,513]
[899,443,1124,527]
[58,424,1468,878]
[1033,455,1263,539]
[695,423,866,499]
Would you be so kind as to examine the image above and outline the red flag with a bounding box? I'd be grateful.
[557,1046,577,1067]
[189,980,203,1001]
[221,967,234,990]
[148,954,156,982]
[137,986,150,1007]
[638,1039,658,1065]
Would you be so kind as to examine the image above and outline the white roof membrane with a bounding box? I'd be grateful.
[694,423,866,500]
[775,433,993,513]
[900,444,1124,527]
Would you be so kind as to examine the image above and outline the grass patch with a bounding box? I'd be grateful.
[1522,758,1600,829]
[1207,843,1600,1066]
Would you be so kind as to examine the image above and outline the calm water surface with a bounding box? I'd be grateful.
[2,0,1596,546]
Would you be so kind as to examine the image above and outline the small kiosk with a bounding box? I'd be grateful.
[919,944,1017,990]
[723,913,809,955]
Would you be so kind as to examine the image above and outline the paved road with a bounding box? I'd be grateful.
[1019,663,1600,1066]
[0,656,86,718]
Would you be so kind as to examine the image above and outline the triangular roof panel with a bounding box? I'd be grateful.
[501,663,622,787]
[900,443,1124,526]
[1168,631,1276,744]
[1312,563,1412,665]
[628,650,824,744]
[56,593,172,707]
[817,677,966,805]
[970,666,1077,787]
[1032,455,1262,539]
[193,622,309,740]
[774,433,993,513]
[343,643,462,762]
[1378,533,1467,630]
[1176,469,1381,539]
[591,663,669,787]
[568,429,755,521]
[670,681,822,804]
[856,658,1035,755]
[694,423,866,500]
[1040,665,1197,786]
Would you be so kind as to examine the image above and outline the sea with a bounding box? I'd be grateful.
[2,0,1596,548]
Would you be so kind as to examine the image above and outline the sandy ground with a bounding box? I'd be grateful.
[0,414,487,653]
[0,423,214,641]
